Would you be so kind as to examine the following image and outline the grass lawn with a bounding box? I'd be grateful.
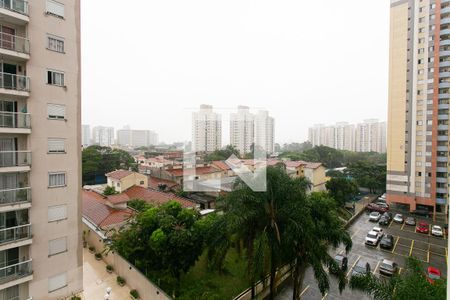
[176,248,250,300]
[337,207,352,221]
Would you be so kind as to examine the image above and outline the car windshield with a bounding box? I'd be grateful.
[381,263,393,270]
[433,226,441,231]
[395,214,402,218]
[367,233,377,239]
[335,256,343,263]
[371,212,379,216]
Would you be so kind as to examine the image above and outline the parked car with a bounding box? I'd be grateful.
[352,260,371,277]
[379,216,390,226]
[393,213,404,224]
[380,234,394,250]
[367,203,388,213]
[416,222,429,234]
[365,230,382,246]
[431,225,443,237]
[375,202,389,209]
[405,217,416,226]
[426,266,441,284]
[382,212,392,220]
[330,254,348,274]
[369,211,381,222]
[372,226,384,236]
[379,259,398,276]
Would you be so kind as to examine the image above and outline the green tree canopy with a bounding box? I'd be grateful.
[345,161,386,193]
[326,177,359,206]
[82,145,137,185]
[204,145,241,161]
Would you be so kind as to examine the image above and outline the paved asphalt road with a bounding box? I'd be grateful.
[276,208,448,300]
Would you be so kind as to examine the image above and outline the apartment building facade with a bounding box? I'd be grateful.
[230,106,254,156]
[192,104,222,152]
[254,110,275,154]
[355,119,387,153]
[387,0,449,215]
[335,122,356,151]
[92,126,114,147]
[116,127,158,148]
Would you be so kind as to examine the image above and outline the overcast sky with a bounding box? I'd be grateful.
[81,0,389,145]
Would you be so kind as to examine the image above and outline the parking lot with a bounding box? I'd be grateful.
[276,208,448,300]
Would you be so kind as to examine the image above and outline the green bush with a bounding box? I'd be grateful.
[130,289,140,298]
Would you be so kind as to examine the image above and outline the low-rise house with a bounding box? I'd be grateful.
[285,160,328,192]
[106,170,148,193]
[148,176,179,191]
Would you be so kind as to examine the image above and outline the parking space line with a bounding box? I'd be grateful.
[351,228,361,239]
[401,222,405,231]
[398,268,403,275]
[392,236,400,254]
[300,285,309,297]
[409,240,414,256]
[347,255,361,278]
[373,261,381,274]
[321,292,328,300]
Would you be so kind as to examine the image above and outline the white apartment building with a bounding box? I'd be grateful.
[0,1,83,299]
[230,106,254,155]
[308,120,386,153]
[92,126,114,147]
[82,124,90,147]
[192,104,222,152]
[335,122,355,151]
[254,110,275,154]
[355,119,387,153]
[116,127,158,148]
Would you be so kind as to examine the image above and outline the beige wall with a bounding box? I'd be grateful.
[108,172,148,192]
[387,2,408,172]
[26,0,83,298]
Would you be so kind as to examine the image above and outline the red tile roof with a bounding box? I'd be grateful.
[166,166,221,177]
[285,161,306,168]
[124,186,196,208]
[105,170,134,180]
[106,193,130,204]
[148,176,179,190]
[82,190,133,228]
[212,161,231,171]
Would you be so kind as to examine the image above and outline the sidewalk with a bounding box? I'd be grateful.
[82,247,131,299]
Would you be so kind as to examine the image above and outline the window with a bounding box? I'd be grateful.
[428,67,434,73]
[431,3,436,9]
[49,172,66,187]
[47,104,65,120]
[46,0,64,18]
[48,273,67,292]
[48,138,65,153]
[429,46,434,52]
[425,162,432,167]
[428,57,434,63]
[419,17,425,23]
[49,237,67,256]
[416,151,422,156]
[47,35,64,53]
[417,120,423,126]
[48,204,67,222]
[47,70,64,86]
[418,48,424,53]
[418,69,424,74]
[416,161,422,166]
[427,120,432,125]
[426,151,431,156]
[418,38,425,43]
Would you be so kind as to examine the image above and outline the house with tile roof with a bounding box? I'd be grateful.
[106,170,148,193]
[285,160,328,192]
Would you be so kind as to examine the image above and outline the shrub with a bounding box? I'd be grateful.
[106,264,113,272]
[117,276,126,286]
[70,296,81,300]
[95,253,102,260]
[88,246,95,252]
[130,289,139,299]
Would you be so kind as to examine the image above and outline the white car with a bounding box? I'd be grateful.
[365,230,381,246]
[431,225,443,237]
[393,214,404,224]
[369,212,381,222]
[372,226,384,237]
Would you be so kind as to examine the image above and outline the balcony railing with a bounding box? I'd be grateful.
[0,151,31,168]
[0,72,29,92]
[0,187,30,205]
[0,0,28,16]
[0,223,31,245]
[0,259,32,284]
[0,32,29,54]
[0,112,30,129]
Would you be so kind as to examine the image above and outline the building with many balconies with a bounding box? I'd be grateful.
[0,1,82,299]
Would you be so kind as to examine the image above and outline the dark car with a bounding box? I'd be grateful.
[382,212,392,220]
[380,234,394,250]
[352,260,371,277]
[330,254,348,274]
[367,203,388,213]
[379,216,390,226]
[405,217,416,226]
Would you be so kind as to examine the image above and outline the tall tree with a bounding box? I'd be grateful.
[325,177,359,206]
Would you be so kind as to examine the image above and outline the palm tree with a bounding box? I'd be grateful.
[286,192,352,300]
[349,256,446,300]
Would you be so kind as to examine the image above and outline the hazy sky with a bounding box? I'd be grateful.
[82,0,389,144]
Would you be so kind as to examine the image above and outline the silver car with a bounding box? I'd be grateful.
[393,213,404,224]
[369,211,381,222]
[379,259,398,276]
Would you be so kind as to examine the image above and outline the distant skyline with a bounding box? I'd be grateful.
[81,0,389,144]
